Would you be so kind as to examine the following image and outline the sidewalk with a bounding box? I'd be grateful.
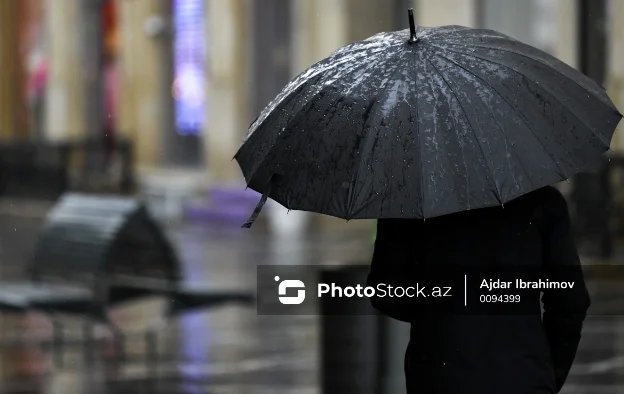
[0,210,371,393]
[0,208,620,393]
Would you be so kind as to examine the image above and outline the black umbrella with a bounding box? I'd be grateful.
[235,9,622,227]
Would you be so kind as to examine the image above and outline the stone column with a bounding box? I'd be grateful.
[115,0,136,145]
[346,0,395,42]
[116,0,173,170]
[607,0,624,151]
[43,0,85,141]
[554,0,578,69]
[290,0,348,70]
[416,0,477,27]
[77,0,105,138]
[0,0,28,140]
[204,0,249,182]
[480,0,538,46]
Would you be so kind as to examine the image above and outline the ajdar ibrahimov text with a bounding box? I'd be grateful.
[480,279,575,291]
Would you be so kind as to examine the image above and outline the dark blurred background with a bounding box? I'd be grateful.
[0,0,622,393]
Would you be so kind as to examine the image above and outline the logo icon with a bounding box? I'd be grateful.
[275,276,305,304]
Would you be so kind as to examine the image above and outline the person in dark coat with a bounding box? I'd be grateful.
[367,186,590,394]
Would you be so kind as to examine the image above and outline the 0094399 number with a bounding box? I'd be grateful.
[479,294,521,303]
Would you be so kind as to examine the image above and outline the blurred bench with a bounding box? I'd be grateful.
[0,193,254,368]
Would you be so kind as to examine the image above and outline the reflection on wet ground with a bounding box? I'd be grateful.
[0,212,621,393]
[0,214,371,394]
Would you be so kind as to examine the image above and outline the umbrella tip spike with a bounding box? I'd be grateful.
[407,8,418,43]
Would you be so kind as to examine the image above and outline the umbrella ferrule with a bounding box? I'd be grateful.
[407,8,419,43]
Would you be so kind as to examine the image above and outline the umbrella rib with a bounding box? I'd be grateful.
[425,57,503,204]
[431,42,614,109]
[243,48,403,214]
[242,39,411,192]
[431,51,569,180]
[293,55,401,216]
[348,52,407,218]
[412,50,426,219]
[315,55,399,212]
[249,47,391,141]
[243,52,385,189]
[433,53,521,193]
[306,96,350,215]
[422,59,473,210]
[431,46,612,149]
[241,74,325,185]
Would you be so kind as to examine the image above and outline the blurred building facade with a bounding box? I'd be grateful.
[0,0,623,225]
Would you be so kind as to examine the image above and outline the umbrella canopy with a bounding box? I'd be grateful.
[235,10,622,227]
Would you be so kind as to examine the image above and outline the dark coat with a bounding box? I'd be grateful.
[367,186,590,394]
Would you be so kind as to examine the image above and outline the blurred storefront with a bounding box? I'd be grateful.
[3,0,623,157]
[608,0,624,151]
[1,0,623,228]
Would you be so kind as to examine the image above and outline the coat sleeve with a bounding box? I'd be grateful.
[540,188,591,392]
[366,219,418,322]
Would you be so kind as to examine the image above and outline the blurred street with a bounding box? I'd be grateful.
[0,204,368,394]
[0,204,621,394]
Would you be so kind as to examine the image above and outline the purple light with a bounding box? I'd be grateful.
[174,0,206,135]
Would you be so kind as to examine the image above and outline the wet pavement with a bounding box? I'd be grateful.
[0,207,372,394]
[0,203,621,393]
